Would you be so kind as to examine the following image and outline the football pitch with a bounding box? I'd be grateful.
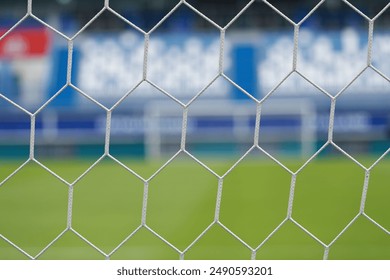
[0,154,389,260]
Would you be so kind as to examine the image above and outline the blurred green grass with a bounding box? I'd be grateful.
[0,154,389,260]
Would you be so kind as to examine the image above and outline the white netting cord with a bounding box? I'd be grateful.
[0,0,388,260]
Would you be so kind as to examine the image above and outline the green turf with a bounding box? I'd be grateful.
[0,154,389,260]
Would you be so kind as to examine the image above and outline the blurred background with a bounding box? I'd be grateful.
[0,0,389,163]
[0,0,389,260]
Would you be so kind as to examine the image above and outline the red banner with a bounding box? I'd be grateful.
[0,28,50,58]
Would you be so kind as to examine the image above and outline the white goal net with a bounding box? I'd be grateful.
[0,0,389,260]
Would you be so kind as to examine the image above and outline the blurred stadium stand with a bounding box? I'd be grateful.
[0,0,389,31]
[0,0,389,159]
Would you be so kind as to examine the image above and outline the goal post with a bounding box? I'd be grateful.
[144,99,317,160]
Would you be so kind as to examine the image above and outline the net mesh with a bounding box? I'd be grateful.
[0,0,389,260]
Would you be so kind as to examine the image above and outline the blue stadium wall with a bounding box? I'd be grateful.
[0,29,389,158]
